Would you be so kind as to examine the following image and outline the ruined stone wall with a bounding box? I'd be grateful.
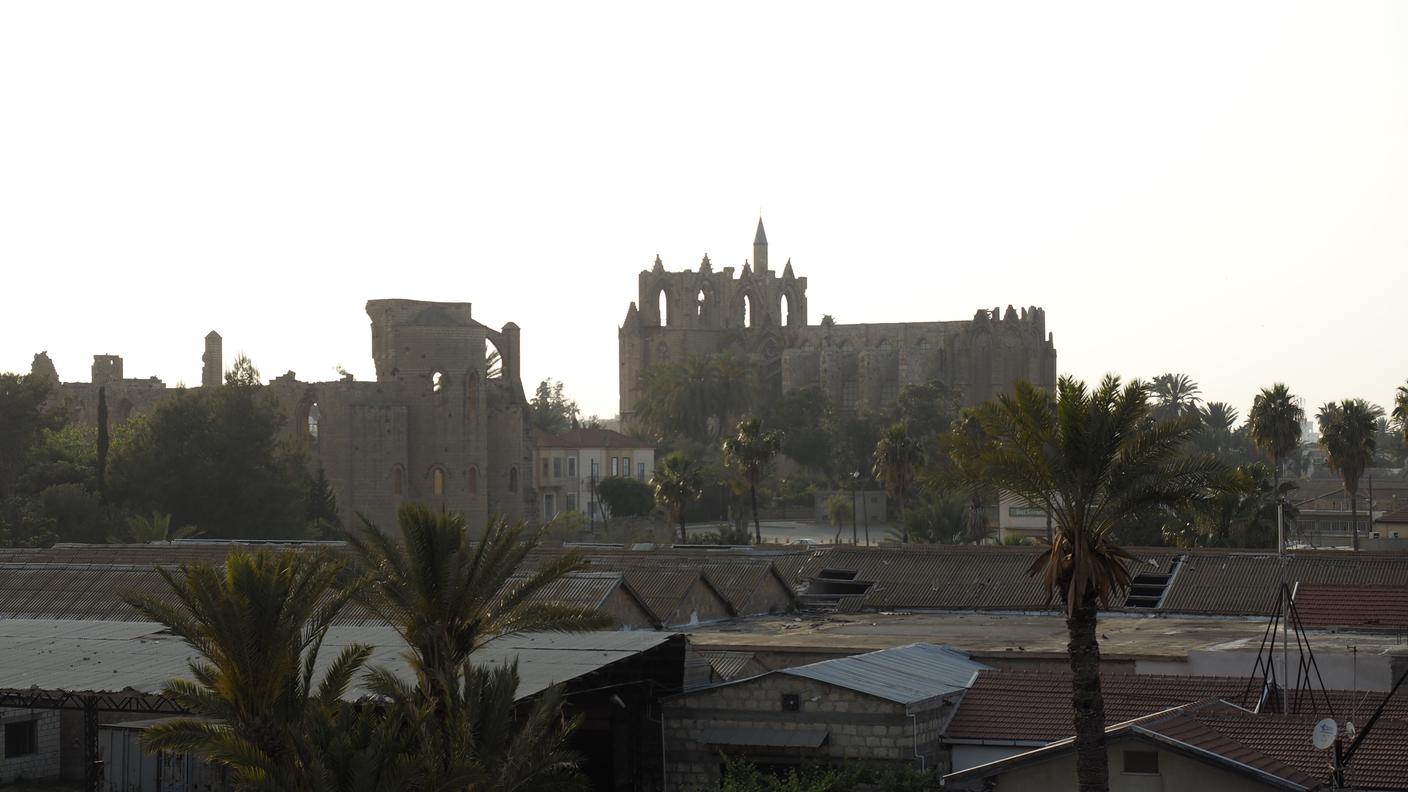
[33,297,536,535]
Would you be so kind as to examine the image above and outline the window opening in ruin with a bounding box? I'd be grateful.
[468,465,479,495]
[485,344,503,379]
[392,466,403,496]
[432,468,445,496]
[508,467,519,492]
[744,294,755,328]
[432,371,446,394]
[4,718,38,756]
[696,289,706,319]
[841,378,858,410]
[657,289,669,327]
[781,293,791,326]
[307,402,320,443]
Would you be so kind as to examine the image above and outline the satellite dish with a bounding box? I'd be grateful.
[1312,718,1339,750]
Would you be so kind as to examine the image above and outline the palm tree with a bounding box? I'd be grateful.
[872,423,924,542]
[1393,382,1408,444]
[349,505,611,703]
[125,551,371,790]
[1247,384,1304,552]
[364,660,586,792]
[1194,402,1239,457]
[651,451,704,542]
[1150,372,1201,422]
[721,416,783,543]
[116,511,202,543]
[942,411,993,544]
[1317,399,1384,551]
[974,376,1220,792]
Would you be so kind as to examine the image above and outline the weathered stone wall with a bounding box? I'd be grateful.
[0,708,61,784]
[664,674,954,790]
[35,298,537,534]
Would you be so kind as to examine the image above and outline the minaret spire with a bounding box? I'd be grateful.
[753,216,769,274]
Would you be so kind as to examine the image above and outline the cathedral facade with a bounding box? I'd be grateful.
[618,220,1058,428]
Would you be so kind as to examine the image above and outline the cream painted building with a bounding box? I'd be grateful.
[533,428,656,521]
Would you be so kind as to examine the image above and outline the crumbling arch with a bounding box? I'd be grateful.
[781,293,791,327]
[657,287,670,328]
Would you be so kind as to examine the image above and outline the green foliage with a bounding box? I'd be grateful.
[652,452,705,542]
[636,351,753,448]
[595,475,655,518]
[891,489,968,545]
[224,354,262,387]
[97,385,110,496]
[683,523,754,545]
[107,381,310,539]
[873,423,924,541]
[126,550,368,791]
[722,416,784,543]
[763,385,836,475]
[1164,463,1296,548]
[1150,372,1202,422]
[306,468,341,536]
[117,511,202,543]
[1248,384,1304,472]
[529,379,580,435]
[1393,383,1408,444]
[824,492,853,530]
[0,372,60,500]
[895,381,959,456]
[974,376,1222,610]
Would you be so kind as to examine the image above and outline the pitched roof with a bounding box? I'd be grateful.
[1293,584,1408,630]
[946,701,1324,790]
[754,217,767,245]
[946,670,1250,743]
[1376,504,1408,524]
[535,428,652,450]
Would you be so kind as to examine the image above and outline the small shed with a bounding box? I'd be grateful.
[663,643,988,789]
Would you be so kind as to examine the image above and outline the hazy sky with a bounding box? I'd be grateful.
[3,2,1404,421]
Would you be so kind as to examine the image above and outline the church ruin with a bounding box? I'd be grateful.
[617,219,1059,429]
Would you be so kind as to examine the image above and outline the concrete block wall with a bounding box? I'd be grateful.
[0,709,61,784]
[664,674,950,790]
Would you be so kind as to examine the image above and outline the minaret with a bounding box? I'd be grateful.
[202,331,223,388]
[753,217,768,275]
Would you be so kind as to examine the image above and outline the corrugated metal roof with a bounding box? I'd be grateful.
[780,643,988,705]
[0,618,674,702]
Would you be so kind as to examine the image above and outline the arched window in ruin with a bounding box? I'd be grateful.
[485,342,503,379]
[392,466,403,496]
[432,467,445,496]
[744,293,757,329]
[431,371,446,394]
[306,402,320,443]
[467,465,479,495]
[508,466,519,493]
[781,293,791,327]
[696,289,706,320]
[656,288,671,327]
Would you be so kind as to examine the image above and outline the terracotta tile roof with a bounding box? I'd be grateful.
[949,698,1408,790]
[1294,584,1408,630]
[535,428,652,450]
[945,670,1250,742]
[1376,504,1408,524]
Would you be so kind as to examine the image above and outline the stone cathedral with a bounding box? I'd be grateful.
[618,219,1058,429]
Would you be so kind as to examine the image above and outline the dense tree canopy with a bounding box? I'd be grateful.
[108,382,311,539]
[528,379,581,435]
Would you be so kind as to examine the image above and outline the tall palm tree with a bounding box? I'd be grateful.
[1247,384,1303,552]
[974,376,1220,792]
[1150,372,1201,422]
[1393,382,1408,444]
[942,411,992,544]
[1317,399,1384,551]
[872,423,924,542]
[721,416,783,543]
[349,505,611,704]
[1194,402,1239,458]
[652,451,704,542]
[125,551,372,790]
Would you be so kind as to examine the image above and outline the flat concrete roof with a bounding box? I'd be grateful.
[687,611,1408,662]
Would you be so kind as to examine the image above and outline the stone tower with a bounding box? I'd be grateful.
[202,331,222,388]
